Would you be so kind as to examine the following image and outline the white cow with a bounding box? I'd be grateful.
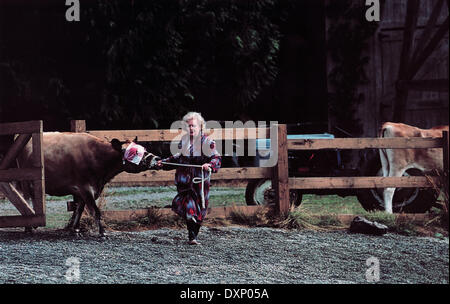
[379,122,448,213]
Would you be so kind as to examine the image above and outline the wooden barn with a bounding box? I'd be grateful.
[326,0,449,138]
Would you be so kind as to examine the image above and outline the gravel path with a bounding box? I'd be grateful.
[0,227,448,284]
[1,186,448,285]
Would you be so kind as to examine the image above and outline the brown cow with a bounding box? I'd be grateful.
[379,122,448,213]
[17,132,160,236]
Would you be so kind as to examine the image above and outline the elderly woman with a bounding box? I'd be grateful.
[157,112,221,245]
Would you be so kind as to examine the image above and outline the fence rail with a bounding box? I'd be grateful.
[288,176,440,189]
[87,127,271,142]
[111,167,272,187]
[288,137,443,150]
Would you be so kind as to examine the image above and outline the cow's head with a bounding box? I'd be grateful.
[111,138,161,173]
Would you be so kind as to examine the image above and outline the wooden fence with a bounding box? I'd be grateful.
[0,120,445,228]
[0,121,45,228]
[284,128,448,214]
[71,120,449,219]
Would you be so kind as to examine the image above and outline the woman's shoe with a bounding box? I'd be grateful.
[188,239,200,245]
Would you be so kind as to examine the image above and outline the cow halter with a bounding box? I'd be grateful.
[122,142,146,165]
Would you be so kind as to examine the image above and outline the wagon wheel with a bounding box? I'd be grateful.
[356,154,439,213]
[245,179,302,207]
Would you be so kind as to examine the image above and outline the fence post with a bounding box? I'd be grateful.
[31,121,45,223]
[273,124,290,215]
[70,120,86,133]
[443,131,449,194]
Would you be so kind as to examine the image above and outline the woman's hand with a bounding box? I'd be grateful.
[202,163,212,171]
[156,160,163,168]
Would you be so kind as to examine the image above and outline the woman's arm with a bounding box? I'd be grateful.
[157,141,182,169]
[204,138,221,173]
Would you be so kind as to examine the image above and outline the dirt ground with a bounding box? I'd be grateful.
[1,186,448,285]
[0,225,448,284]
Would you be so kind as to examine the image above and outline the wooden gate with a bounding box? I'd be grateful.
[0,121,46,228]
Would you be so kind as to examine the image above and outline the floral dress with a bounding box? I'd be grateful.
[162,134,221,223]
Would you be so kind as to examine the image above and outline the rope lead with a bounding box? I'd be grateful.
[160,161,212,209]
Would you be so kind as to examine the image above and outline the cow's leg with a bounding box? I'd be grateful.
[384,166,406,214]
[67,196,80,230]
[383,188,395,213]
[92,202,105,237]
[379,148,389,178]
[72,199,86,236]
[381,148,394,213]
[84,194,105,237]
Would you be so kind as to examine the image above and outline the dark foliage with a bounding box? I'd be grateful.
[87,0,286,128]
[326,0,378,136]
[0,0,293,130]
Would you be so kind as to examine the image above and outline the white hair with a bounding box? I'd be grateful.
[182,111,206,131]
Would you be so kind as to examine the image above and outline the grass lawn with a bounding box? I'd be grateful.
[300,194,365,214]
[1,186,447,236]
[42,188,369,228]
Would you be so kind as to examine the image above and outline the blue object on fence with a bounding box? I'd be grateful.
[255,133,335,151]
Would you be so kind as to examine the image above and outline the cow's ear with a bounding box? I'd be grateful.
[111,138,122,152]
[133,136,138,143]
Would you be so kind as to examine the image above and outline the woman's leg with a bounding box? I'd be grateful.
[187,220,197,241]
[193,222,201,239]
[186,219,201,244]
